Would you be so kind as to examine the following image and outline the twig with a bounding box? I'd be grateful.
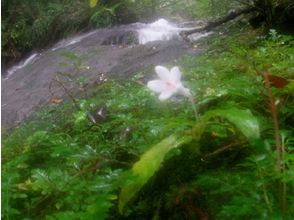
[52,76,96,124]
[262,73,284,171]
[204,141,245,159]
[262,72,286,214]
[52,76,80,109]
[180,7,256,38]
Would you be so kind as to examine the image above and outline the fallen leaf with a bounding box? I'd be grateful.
[51,96,63,104]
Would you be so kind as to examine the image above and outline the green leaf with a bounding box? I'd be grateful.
[119,134,192,213]
[85,194,113,220]
[89,0,98,8]
[119,107,259,213]
[205,107,260,140]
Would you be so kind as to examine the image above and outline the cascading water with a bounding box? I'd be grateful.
[4,53,39,80]
[137,19,180,44]
[51,30,98,51]
[137,18,211,44]
[3,31,99,79]
[3,19,210,79]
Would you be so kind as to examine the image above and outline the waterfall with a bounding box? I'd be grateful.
[137,19,180,44]
[3,18,211,79]
[4,53,39,80]
[137,18,211,44]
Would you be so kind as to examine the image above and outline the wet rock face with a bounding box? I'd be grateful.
[2,20,206,129]
[102,30,139,45]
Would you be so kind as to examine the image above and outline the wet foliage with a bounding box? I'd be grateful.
[2,28,294,219]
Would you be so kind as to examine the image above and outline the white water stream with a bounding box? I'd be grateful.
[4,53,39,79]
[137,19,180,44]
[137,18,211,44]
[4,19,211,79]
[3,31,99,80]
[51,30,98,51]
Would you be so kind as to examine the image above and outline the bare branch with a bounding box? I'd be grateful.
[180,7,256,38]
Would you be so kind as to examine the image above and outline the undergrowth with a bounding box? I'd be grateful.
[2,30,294,219]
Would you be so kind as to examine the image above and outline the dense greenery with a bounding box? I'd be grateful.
[2,0,294,219]
[2,26,293,219]
[3,0,87,68]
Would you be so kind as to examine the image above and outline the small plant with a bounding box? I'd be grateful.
[118,63,261,214]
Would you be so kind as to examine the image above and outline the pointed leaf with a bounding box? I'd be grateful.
[119,134,192,213]
[205,107,260,140]
[119,107,259,213]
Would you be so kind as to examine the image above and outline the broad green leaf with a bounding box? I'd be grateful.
[204,107,260,140]
[119,107,259,213]
[89,0,98,8]
[119,134,192,213]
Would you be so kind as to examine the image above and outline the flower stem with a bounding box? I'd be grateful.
[189,96,199,121]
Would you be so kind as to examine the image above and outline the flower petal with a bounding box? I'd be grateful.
[155,66,170,81]
[159,90,174,101]
[170,66,181,82]
[147,80,166,93]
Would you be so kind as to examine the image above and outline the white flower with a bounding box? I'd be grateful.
[147,66,191,101]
